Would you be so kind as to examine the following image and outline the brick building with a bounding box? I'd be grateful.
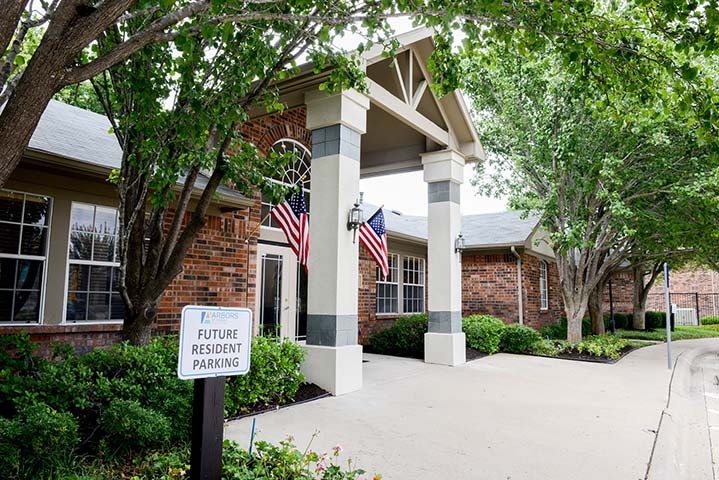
[0,28,568,394]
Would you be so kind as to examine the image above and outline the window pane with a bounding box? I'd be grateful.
[70,204,95,232]
[89,266,112,292]
[23,195,49,226]
[0,191,23,222]
[88,293,110,320]
[14,291,40,322]
[20,226,47,256]
[94,206,117,235]
[0,291,13,321]
[111,267,121,292]
[69,231,93,260]
[92,233,115,262]
[0,223,20,254]
[67,264,89,292]
[110,293,124,320]
[0,259,16,289]
[16,260,42,291]
[66,293,87,321]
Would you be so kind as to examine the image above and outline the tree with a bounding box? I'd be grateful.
[3,1,719,188]
[90,3,390,344]
[465,47,717,343]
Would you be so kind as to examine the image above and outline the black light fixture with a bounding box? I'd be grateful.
[347,200,363,243]
[455,233,465,254]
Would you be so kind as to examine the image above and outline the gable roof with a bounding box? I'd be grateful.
[23,100,250,207]
[360,204,542,249]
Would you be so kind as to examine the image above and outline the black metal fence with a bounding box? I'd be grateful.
[646,292,719,325]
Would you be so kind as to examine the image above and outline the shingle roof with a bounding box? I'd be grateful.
[360,204,540,247]
[461,210,540,247]
[25,100,247,204]
[360,204,427,241]
[27,99,122,168]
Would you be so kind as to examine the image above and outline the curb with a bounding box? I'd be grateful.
[645,345,719,480]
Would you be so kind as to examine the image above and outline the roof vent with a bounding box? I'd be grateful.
[391,209,402,216]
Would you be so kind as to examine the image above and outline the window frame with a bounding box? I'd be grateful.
[375,252,426,316]
[375,253,399,315]
[261,138,312,230]
[402,255,426,314]
[63,201,124,324]
[539,259,549,311]
[0,188,53,325]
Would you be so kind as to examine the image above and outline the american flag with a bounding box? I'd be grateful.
[271,187,310,272]
[359,207,389,280]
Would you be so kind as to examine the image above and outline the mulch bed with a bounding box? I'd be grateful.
[466,347,488,361]
[225,383,330,421]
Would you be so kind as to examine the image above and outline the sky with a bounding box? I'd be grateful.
[360,165,507,216]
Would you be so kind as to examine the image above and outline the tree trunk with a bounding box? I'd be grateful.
[122,304,157,345]
[566,303,585,343]
[632,267,646,330]
[588,281,606,335]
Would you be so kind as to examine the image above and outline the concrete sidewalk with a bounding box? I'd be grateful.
[225,339,719,480]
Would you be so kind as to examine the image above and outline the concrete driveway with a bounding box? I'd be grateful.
[225,339,719,480]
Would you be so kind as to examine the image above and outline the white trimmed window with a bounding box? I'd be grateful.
[0,190,51,323]
[402,256,425,314]
[539,260,549,311]
[375,253,399,314]
[65,203,124,322]
[376,253,425,315]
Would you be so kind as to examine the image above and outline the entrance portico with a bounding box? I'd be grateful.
[253,28,484,395]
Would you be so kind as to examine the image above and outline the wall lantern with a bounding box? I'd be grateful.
[455,233,465,254]
[347,201,364,243]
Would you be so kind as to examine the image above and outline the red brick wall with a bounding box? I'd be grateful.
[462,253,520,322]
[521,253,564,329]
[154,208,260,334]
[602,270,634,315]
[0,324,123,357]
[648,266,719,295]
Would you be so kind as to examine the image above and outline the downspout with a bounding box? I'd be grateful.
[511,246,524,325]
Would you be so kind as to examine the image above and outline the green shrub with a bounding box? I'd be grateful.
[539,322,566,340]
[500,324,542,354]
[225,336,305,416]
[99,399,172,455]
[462,315,506,354]
[368,314,428,358]
[645,311,666,330]
[604,313,631,330]
[0,402,79,479]
[574,335,629,360]
[701,315,719,325]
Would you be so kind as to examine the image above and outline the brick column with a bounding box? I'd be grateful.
[301,89,369,395]
[421,149,466,366]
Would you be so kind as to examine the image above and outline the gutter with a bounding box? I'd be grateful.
[511,246,524,325]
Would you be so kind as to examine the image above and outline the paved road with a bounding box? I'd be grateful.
[225,339,719,480]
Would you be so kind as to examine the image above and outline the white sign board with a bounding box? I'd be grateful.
[178,306,252,380]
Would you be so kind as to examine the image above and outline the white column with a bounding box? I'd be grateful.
[421,149,466,366]
[302,89,369,395]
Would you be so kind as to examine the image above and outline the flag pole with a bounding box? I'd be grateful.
[243,174,307,243]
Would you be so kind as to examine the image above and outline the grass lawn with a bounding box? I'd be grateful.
[615,325,719,341]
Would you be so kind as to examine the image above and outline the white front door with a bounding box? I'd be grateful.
[255,243,307,341]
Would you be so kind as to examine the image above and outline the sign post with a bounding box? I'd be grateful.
[664,263,672,370]
[178,306,252,480]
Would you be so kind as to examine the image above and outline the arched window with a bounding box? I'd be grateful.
[261,139,311,228]
[539,260,549,311]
